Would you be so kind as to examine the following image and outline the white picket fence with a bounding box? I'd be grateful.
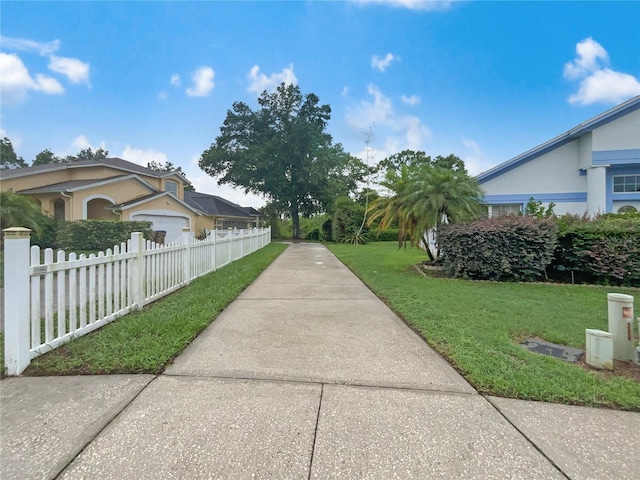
[3,227,271,375]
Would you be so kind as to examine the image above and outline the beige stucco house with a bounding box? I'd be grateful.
[0,158,262,243]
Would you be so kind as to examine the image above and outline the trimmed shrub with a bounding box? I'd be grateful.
[57,220,153,251]
[551,213,640,286]
[438,215,558,281]
[373,228,402,242]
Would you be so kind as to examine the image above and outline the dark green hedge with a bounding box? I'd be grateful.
[56,220,153,251]
[332,197,369,243]
[438,215,558,281]
[552,213,640,286]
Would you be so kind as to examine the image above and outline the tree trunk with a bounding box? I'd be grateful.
[291,199,301,239]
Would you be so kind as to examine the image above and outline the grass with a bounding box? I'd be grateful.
[11,243,287,376]
[327,242,640,411]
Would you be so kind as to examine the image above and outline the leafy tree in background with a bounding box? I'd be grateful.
[200,83,368,239]
[32,149,64,166]
[64,147,110,162]
[0,138,28,169]
[376,149,468,174]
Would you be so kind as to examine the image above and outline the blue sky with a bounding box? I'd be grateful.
[2,1,639,207]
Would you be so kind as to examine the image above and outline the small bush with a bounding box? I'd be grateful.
[439,215,558,281]
[332,197,368,243]
[33,217,63,249]
[57,220,153,251]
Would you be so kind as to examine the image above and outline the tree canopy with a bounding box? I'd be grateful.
[71,147,109,162]
[32,149,64,166]
[200,83,368,238]
[1,138,28,169]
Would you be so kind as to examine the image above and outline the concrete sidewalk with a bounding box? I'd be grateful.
[1,242,639,479]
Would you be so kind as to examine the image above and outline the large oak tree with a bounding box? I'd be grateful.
[199,83,368,239]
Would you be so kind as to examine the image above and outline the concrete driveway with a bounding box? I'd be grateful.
[2,243,639,479]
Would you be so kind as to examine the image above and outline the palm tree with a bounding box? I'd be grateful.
[402,165,484,260]
[366,165,413,248]
[0,191,44,237]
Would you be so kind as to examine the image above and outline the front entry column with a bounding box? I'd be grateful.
[586,165,607,217]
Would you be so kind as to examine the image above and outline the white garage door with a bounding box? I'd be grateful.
[131,214,188,243]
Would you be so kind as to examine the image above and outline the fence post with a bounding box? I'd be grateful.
[3,227,32,375]
[130,232,145,310]
[182,227,192,285]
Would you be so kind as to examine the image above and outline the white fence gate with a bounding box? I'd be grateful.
[3,227,271,375]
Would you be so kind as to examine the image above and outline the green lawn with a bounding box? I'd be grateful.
[6,243,287,376]
[327,242,640,411]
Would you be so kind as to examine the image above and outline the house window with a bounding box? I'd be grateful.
[53,198,65,220]
[617,205,637,213]
[613,175,640,193]
[165,180,178,195]
[488,204,521,217]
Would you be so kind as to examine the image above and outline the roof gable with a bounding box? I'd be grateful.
[476,95,640,184]
[110,191,200,215]
[16,174,158,195]
[0,157,191,185]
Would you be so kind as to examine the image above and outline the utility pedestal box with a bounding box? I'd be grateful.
[585,329,613,370]
[607,293,635,361]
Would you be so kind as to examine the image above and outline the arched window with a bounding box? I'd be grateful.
[53,198,65,220]
[617,205,638,214]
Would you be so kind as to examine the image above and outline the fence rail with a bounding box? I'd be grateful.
[3,227,271,375]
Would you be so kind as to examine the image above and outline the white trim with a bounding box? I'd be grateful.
[83,194,117,219]
[128,210,192,229]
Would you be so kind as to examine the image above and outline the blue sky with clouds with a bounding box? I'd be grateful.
[2,1,639,207]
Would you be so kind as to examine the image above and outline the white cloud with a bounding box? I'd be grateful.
[71,135,92,150]
[121,146,168,167]
[371,53,398,72]
[563,37,608,80]
[0,37,90,103]
[68,135,107,155]
[347,84,431,156]
[564,38,640,106]
[170,74,181,86]
[568,68,640,106]
[403,116,430,150]
[48,55,90,84]
[460,137,489,176]
[187,154,265,208]
[247,64,297,94]
[186,67,215,97]
[400,94,420,106]
[158,91,168,100]
[347,84,394,130]
[0,36,60,56]
[33,73,65,94]
[0,52,64,103]
[355,0,454,11]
